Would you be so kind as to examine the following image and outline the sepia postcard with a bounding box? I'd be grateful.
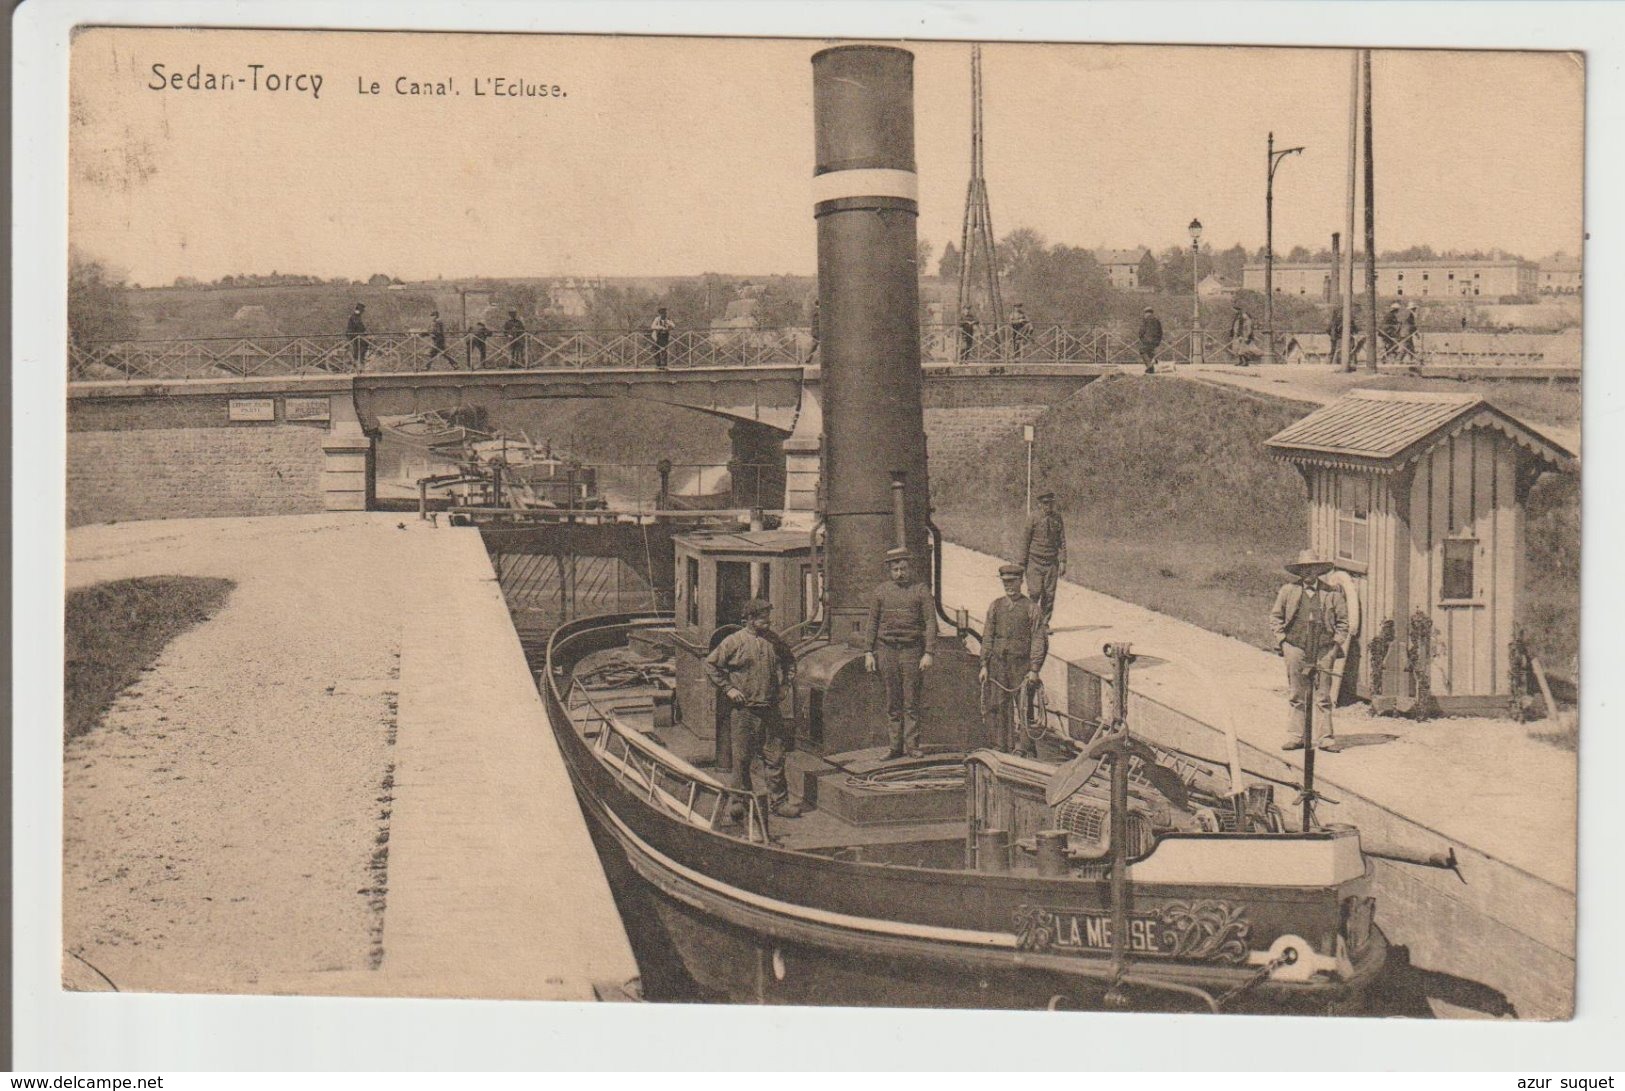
[18,3,1611,1072]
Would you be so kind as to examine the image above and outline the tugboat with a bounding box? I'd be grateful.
[535,45,1439,1012]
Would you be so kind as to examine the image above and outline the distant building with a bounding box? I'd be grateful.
[548,277,603,318]
[1536,254,1581,295]
[1243,258,1537,300]
[1196,273,1234,298]
[1094,247,1152,291]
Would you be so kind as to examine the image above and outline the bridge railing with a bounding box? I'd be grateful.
[68,323,1567,382]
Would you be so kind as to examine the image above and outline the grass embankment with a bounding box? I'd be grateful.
[64,576,235,742]
[932,374,1580,674]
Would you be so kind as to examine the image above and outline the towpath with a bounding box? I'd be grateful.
[938,540,1576,892]
[60,513,636,999]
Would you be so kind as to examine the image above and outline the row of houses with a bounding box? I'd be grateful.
[1240,254,1581,300]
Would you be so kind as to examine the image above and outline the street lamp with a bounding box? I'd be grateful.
[1265,132,1304,365]
[1188,218,1203,363]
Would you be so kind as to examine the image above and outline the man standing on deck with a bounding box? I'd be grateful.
[864,548,938,760]
[704,599,804,820]
[1269,549,1350,751]
[980,563,1049,757]
[1021,491,1067,622]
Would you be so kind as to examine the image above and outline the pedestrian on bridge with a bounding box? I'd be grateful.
[1137,306,1163,374]
[1021,491,1067,622]
[425,311,455,370]
[469,320,491,369]
[958,305,979,361]
[1397,301,1419,364]
[1379,302,1403,363]
[1228,304,1261,366]
[1009,303,1032,358]
[503,309,527,368]
[650,306,675,370]
[346,303,370,371]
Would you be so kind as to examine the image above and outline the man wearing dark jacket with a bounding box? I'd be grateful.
[426,310,454,370]
[1021,491,1067,621]
[345,303,369,370]
[503,309,527,368]
[1138,307,1163,373]
[864,548,939,759]
[980,563,1049,756]
[1269,549,1350,751]
[704,598,803,819]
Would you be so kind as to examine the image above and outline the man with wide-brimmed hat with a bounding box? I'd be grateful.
[980,563,1049,755]
[864,547,938,759]
[1269,549,1350,751]
[703,598,803,819]
[1021,490,1067,622]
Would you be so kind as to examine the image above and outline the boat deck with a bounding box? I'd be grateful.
[568,647,973,858]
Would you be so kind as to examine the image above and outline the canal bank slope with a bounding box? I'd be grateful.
[62,513,636,1000]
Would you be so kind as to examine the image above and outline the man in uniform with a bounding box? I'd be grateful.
[864,547,938,759]
[703,598,803,819]
[1269,549,1350,751]
[980,563,1049,756]
[1021,490,1067,622]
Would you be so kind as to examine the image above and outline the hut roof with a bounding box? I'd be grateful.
[1264,389,1576,473]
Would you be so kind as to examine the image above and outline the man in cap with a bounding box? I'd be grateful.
[864,547,939,759]
[1137,306,1163,374]
[980,563,1049,756]
[425,310,454,370]
[1379,301,1403,363]
[703,598,803,819]
[1021,491,1067,622]
[345,303,369,370]
[469,319,491,369]
[1269,549,1350,751]
[503,308,528,368]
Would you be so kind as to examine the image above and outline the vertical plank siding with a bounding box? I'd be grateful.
[1471,430,1499,694]
[1492,444,1519,695]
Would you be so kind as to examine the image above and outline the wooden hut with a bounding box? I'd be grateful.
[1265,389,1575,713]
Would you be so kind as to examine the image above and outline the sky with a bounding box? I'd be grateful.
[69,28,1584,285]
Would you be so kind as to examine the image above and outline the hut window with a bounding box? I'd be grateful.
[684,557,701,626]
[1442,539,1477,601]
[1335,478,1371,566]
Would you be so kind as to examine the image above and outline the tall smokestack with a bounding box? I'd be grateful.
[812,45,932,644]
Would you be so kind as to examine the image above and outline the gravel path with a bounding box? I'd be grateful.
[63,514,435,993]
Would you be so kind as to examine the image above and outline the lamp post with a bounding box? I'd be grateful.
[1265,132,1304,365]
[1188,218,1203,364]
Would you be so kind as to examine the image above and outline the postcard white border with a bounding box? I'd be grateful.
[15,0,1624,1072]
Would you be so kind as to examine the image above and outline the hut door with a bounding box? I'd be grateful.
[1436,537,1486,697]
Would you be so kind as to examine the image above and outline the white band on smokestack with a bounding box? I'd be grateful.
[811,167,918,205]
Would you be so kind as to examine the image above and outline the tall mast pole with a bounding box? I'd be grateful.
[1341,51,1358,373]
[1362,49,1378,372]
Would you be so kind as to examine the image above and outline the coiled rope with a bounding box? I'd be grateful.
[981,675,1052,743]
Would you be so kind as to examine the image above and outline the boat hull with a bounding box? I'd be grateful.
[544,614,1387,1013]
